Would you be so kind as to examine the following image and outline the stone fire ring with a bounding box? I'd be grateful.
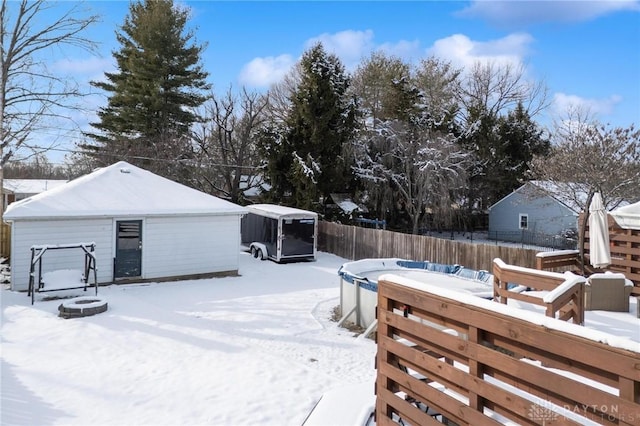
[58,296,108,319]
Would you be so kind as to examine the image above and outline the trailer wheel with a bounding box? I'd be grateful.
[256,248,264,260]
[251,246,258,258]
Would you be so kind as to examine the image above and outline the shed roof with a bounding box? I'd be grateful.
[3,179,68,194]
[246,203,317,219]
[328,193,368,214]
[4,161,247,220]
[610,200,640,230]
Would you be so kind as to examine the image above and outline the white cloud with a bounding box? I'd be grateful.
[238,54,295,88]
[457,0,640,27]
[238,29,486,89]
[51,56,116,88]
[427,33,533,70]
[376,39,421,61]
[304,29,375,70]
[237,30,381,87]
[553,92,623,116]
[53,56,114,76]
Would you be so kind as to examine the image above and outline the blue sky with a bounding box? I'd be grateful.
[29,1,640,162]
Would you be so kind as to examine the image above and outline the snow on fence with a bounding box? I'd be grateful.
[375,276,640,426]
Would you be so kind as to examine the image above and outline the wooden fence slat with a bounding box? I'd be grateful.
[318,221,539,271]
[319,220,640,290]
[0,222,10,258]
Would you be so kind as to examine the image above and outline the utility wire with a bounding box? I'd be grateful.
[15,143,262,170]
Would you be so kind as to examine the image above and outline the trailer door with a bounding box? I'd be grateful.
[281,218,315,258]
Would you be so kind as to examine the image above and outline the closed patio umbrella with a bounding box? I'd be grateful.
[588,192,611,268]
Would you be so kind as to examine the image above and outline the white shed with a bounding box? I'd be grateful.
[3,161,247,291]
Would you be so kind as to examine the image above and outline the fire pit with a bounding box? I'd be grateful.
[58,296,108,319]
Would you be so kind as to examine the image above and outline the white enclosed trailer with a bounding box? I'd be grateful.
[241,204,317,262]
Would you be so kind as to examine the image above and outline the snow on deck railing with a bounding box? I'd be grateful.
[542,273,585,303]
[535,249,579,258]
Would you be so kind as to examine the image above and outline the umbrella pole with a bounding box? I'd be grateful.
[579,209,589,276]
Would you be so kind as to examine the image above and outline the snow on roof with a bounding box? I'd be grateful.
[328,193,366,214]
[610,200,640,230]
[490,180,585,213]
[246,203,317,219]
[529,180,586,213]
[3,161,247,220]
[239,174,271,197]
[3,179,68,194]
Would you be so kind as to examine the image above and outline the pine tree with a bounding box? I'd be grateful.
[461,102,549,209]
[496,102,550,196]
[85,0,209,179]
[259,43,357,211]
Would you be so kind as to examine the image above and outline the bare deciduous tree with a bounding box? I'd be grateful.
[264,63,301,124]
[354,119,469,234]
[529,120,640,272]
[458,61,549,122]
[1,0,99,215]
[192,88,268,203]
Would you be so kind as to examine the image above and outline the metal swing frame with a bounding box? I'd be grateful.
[27,242,98,305]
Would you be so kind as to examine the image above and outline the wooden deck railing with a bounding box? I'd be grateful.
[493,258,585,324]
[376,277,640,426]
[535,249,581,271]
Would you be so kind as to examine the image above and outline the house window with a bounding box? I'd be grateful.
[519,214,529,230]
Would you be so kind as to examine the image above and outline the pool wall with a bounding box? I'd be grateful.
[338,258,493,329]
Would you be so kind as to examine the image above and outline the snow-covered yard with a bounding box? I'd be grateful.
[1,251,638,425]
[1,252,376,426]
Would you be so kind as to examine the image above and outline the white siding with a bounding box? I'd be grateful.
[10,219,114,291]
[142,215,241,279]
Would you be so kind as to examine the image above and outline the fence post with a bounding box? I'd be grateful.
[351,225,356,260]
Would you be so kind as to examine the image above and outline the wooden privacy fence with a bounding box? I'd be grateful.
[537,214,640,295]
[318,221,539,272]
[589,215,640,291]
[376,277,640,426]
[0,222,10,258]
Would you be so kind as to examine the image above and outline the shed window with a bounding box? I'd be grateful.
[519,214,529,230]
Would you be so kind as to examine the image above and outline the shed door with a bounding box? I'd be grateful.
[114,220,142,279]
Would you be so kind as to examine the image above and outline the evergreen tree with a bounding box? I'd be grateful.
[496,102,550,195]
[85,0,209,179]
[259,43,357,211]
[460,102,549,210]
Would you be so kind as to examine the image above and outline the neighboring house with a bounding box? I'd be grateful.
[2,179,68,211]
[240,174,271,201]
[488,181,582,242]
[3,161,247,291]
[324,193,368,222]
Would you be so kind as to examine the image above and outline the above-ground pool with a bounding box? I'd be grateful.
[337,258,494,329]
